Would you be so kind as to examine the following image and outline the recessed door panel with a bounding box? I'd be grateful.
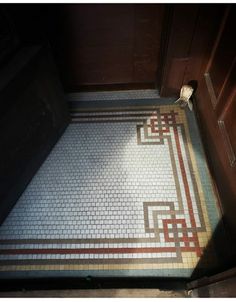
[204,7,236,168]
[52,4,165,91]
[205,7,236,109]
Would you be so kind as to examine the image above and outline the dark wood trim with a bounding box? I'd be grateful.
[217,57,236,104]
[218,119,236,167]
[204,6,231,109]
[193,96,225,217]
[156,5,173,91]
[204,73,218,108]
[159,4,201,97]
[205,6,230,73]
[187,267,236,290]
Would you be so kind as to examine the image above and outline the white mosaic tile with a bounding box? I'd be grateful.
[67,89,159,102]
[0,122,177,240]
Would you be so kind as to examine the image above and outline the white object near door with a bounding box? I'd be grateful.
[175,85,194,111]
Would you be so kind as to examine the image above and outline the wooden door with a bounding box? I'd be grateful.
[196,6,236,242]
[51,4,165,91]
[204,7,236,167]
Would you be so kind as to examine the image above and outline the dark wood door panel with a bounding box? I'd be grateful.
[63,4,134,86]
[218,88,236,167]
[69,45,134,85]
[197,77,236,247]
[133,5,164,83]
[205,7,236,109]
[52,4,164,91]
[208,12,235,100]
[216,58,236,117]
[204,6,236,170]
[160,5,227,98]
[195,5,236,243]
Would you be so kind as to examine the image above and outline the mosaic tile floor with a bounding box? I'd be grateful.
[67,89,160,102]
[0,92,225,279]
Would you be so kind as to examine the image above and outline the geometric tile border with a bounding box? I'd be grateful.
[0,104,221,276]
[71,106,211,261]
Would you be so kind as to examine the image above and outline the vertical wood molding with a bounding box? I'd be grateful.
[217,56,236,104]
[204,6,231,110]
[158,5,174,91]
[204,72,218,108]
[205,6,230,73]
[218,120,236,167]
[159,5,200,97]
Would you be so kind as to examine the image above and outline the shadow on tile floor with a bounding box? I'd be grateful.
[190,216,236,280]
[0,276,188,294]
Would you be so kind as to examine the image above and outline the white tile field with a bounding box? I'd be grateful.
[0,122,177,239]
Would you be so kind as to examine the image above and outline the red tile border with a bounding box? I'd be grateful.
[0,247,177,255]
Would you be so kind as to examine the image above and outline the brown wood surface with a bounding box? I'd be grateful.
[51,4,164,91]
[188,267,236,290]
[160,5,225,98]
[161,4,236,270]
[193,5,236,249]
[160,5,200,96]
[190,276,236,297]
